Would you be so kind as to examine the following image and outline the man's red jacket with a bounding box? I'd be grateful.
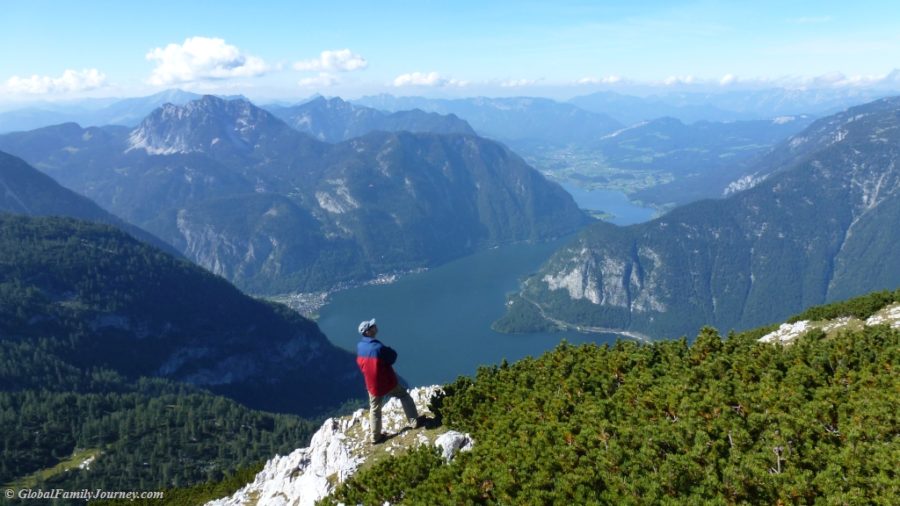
[356,337,399,396]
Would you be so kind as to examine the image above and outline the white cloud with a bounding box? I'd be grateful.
[146,37,269,85]
[576,75,623,85]
[812,71,847,86]
[293,49,368,72]
[298,73,339,88]
[719,70,896,90]
[719,73,738,86]
[6,68,107,94]
[881,68,900,82]
[797,70,896,88]
[500,78,538,88]
[393,71,467,87]
[662,75,696,86]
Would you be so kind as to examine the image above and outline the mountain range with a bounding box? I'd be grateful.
[2,83,898,502]
[593,115,815,206]
[265,96,476,142]
[0,89,203,133]
[0,95,588,294]
[497,96,900,338]
[350,95,842,213]
[569,86,896,124]
[353,94,623,149]
[595,116,815,175]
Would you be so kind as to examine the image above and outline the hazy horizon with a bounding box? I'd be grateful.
[4,0,900,106]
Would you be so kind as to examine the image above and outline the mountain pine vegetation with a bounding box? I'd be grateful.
[323,290,899,505]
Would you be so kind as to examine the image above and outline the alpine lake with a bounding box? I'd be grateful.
[317,183,658,386]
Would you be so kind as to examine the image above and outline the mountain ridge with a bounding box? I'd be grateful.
[266,96,476,142]
[0,89,203,133]
[0,95,589,294]
[0,150,178,255]
[353,94,623,148]
[496,96,900,338]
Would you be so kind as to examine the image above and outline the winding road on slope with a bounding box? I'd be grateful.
[519,293,653,343]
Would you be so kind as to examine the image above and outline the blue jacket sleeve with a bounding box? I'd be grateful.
[379,345,398,365]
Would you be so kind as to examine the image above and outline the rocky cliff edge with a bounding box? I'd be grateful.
[207,385,472,506]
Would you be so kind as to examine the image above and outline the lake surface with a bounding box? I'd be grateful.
[559,181,657,226]
[317,240,622,387]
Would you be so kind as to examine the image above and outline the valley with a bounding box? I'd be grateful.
[499,97,900,340]
[316,238,623,386]
[1,20,899,500]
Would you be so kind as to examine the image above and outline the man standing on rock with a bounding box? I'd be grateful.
[356,318,425,444]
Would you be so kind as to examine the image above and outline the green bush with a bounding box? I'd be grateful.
[787,289,900,323]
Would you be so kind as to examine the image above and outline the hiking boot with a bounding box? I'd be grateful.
[413,415,427,429]
[372,433,388,445]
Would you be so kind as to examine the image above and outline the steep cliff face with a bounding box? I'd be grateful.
[208,386,473,506]
[502,97,900,338]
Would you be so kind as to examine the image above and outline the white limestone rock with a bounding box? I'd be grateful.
[759,302,900,345]
[758,320,812,344]
[434,431,475,462]
[866,303,900,328]
[207,385,469,506]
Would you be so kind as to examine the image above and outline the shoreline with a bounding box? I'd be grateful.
[263,268,428,318]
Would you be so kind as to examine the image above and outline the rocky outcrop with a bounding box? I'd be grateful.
[758,303,900,344]
[207,386,473,506]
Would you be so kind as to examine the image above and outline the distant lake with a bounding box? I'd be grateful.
[317,239,622,387]
[559,181,657,226]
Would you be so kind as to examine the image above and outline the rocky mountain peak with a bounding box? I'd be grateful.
[127,95,291,156]
[310,95,352,110]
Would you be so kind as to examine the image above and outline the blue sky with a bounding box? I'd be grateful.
[3,0,900,102]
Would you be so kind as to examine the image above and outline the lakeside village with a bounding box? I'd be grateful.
[265,269,428,318]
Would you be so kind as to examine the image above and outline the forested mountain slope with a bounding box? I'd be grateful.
[0,214,368,493]
[0,214,360,415]
[0,150,176,254]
